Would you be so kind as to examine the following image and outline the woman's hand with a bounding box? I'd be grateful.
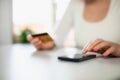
[82,39,120,57]
[27,35,55,50]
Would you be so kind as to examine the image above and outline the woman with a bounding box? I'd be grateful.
[27,0,120,56]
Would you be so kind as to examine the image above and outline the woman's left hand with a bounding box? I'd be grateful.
[82,39,120,57]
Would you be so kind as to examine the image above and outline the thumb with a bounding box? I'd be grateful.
[27,35,33,41]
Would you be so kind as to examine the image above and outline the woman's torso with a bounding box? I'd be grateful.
[73,0,120,48]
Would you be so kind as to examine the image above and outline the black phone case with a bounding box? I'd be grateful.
[58,55,96,62]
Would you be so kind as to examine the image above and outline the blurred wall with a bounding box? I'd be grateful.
[0,0,13,45]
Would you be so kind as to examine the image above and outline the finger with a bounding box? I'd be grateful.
[82,39,104,53]
[31,38,39,44]
[35,44,43,50]
[27,35,33,41]
[102,47,115,57]
[93,42,109,52]
[41,42,54,50]
[34,41,42,47]
[36,41,54,50]
[87,39,103,51]
[82,41,93,54]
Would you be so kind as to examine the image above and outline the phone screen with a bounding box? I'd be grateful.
[63,54,85,59]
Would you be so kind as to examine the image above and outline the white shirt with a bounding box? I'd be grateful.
[49,0,120,48]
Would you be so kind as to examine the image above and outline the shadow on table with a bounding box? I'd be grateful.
[31,50,53,59]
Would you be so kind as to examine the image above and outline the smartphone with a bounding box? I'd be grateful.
[58,54,96,62]
[31,32,54,43]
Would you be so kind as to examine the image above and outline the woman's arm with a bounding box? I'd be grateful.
[49,0,74,47]
[27,0,75,50]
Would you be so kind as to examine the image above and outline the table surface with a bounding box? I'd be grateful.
[0,44,120,80]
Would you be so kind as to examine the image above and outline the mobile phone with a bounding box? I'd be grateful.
[58,54,96,62]
[31,32,54,43]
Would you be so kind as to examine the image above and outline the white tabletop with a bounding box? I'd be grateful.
[0,44,120,80]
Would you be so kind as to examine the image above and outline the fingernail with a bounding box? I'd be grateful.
[82,49,86,54]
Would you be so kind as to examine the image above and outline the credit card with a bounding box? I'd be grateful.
[32,33,54,43]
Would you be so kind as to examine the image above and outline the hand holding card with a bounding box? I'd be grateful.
[27,33,55,50]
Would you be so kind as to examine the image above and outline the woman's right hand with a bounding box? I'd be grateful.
[27,35,55,50]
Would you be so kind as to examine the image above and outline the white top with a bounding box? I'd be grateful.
[49,0,120,48]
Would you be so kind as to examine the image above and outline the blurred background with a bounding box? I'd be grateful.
[0,1,71,79]
[0,0,75,45]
